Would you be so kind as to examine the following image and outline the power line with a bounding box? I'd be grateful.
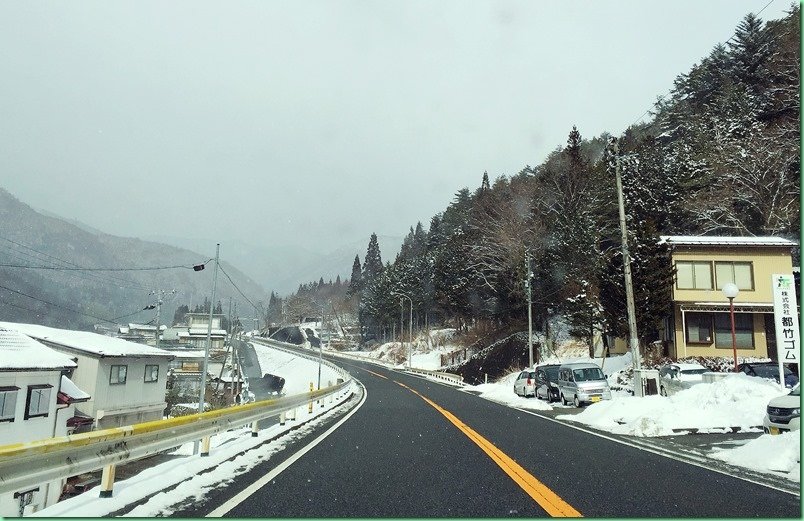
[218,264,261,314]
[0,235,149,291]
[0,283,154,326]
[0,259,213,272]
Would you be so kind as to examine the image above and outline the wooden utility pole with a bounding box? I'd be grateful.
[611,138,642,372]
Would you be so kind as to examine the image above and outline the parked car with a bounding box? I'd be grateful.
[557,362,612,407]
[658,362,709,396]
[513,369,537,397]
[534,364,561,402]
[737,362,799,389]
[763,384,800,435]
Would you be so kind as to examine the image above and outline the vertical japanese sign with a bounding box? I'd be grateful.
[772,274,800,387]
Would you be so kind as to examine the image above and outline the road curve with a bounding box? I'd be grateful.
[177,355,800,517]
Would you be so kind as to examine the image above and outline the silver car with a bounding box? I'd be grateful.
[557,362,612,407]
[513,370,537,397]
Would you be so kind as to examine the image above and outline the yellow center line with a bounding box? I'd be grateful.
[364,369,388,380]
[394,381,582,518]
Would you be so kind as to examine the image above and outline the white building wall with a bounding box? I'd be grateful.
[0,370,66,517]
[94,358,170,428]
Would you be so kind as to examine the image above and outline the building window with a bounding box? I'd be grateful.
[685,313,713,344]
[144,364,159,383]
[715,261,754,290]
[714,313,755,349]
[25,385,52,419]
[676,261,713,290]
[110,365,128,385]
[0,386,19,422]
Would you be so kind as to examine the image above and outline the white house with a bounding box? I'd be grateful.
[0,327,89,517]
[0,322,174,430]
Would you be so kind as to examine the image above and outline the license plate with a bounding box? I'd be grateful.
[590,396,601,402]
[769,426,780,435]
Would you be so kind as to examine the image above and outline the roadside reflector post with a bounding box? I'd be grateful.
[328,381,332,404]
[279,411,286,426]
[251,421,259,437]
[308,382,314,413]
[99,464,116,498]
[200,435,211,457]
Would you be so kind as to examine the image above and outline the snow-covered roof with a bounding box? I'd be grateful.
[0,327,77,370]
[0,322,174,359]
[60,375,90,401]
[659,236,798,248]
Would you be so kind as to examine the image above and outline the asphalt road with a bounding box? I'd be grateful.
[181,356,800,518]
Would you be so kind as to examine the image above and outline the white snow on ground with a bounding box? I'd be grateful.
[472,362,800,481]
[557,373,785,436]
[711,431,801,482]
[471,371,552,411]
[33,343,355,518]
[252,341,341,393]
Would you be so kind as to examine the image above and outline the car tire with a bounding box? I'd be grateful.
[660,387,667,397]
[561,392,568,405]
[573,395,581,408]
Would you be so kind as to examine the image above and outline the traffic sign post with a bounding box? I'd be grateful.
[772,274,800,389]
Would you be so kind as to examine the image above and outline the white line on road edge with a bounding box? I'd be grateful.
[206,380,368,517]
[512,406,800,497]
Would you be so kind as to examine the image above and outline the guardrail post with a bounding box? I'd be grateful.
[99,464,116,498]
[327,381,332,404]
[200,435,211,457]
[279,411,286,426]
[251,421,259,437]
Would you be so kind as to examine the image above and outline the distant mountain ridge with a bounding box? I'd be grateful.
[0,187,269,331]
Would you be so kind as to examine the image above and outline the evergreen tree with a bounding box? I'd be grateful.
[347,254,363,296]
[362,233,384,286]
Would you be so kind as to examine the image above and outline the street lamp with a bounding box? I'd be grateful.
[722,282,740,372]
[393,292,413,369]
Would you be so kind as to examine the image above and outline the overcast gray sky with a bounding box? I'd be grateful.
[0,0,791,255]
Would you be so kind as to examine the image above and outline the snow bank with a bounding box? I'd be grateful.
[252,342,341,393]
[557,373,787,436]
[711,432,800,482]
[470,372,552,411]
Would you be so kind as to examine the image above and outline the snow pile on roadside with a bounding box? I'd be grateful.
[470,372,551,411]
[711,432,800,482]
[558,373,787,436]
[252,342,341,393]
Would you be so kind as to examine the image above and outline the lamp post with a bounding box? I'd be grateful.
[393,292,413,369]
[722,282,740,372]
[524,250,534,367]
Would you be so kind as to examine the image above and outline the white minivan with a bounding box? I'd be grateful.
[557,362,612,407]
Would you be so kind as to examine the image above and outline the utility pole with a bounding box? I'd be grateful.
[150,289,175,351]
[611,138,642,372]
[194,243,219,455]
[525,250,534,367]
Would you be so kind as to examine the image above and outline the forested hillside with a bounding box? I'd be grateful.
[289,8,800,352]
[0,188,268,331]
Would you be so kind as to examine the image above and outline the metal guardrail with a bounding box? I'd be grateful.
[0,341,353,497]
[406,367,464,385]
[277,339,464,386]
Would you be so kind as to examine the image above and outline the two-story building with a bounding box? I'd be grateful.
[0,327,90,516]
[164,312,227,350]
[660,236,798,360]
[0,322,174,429]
